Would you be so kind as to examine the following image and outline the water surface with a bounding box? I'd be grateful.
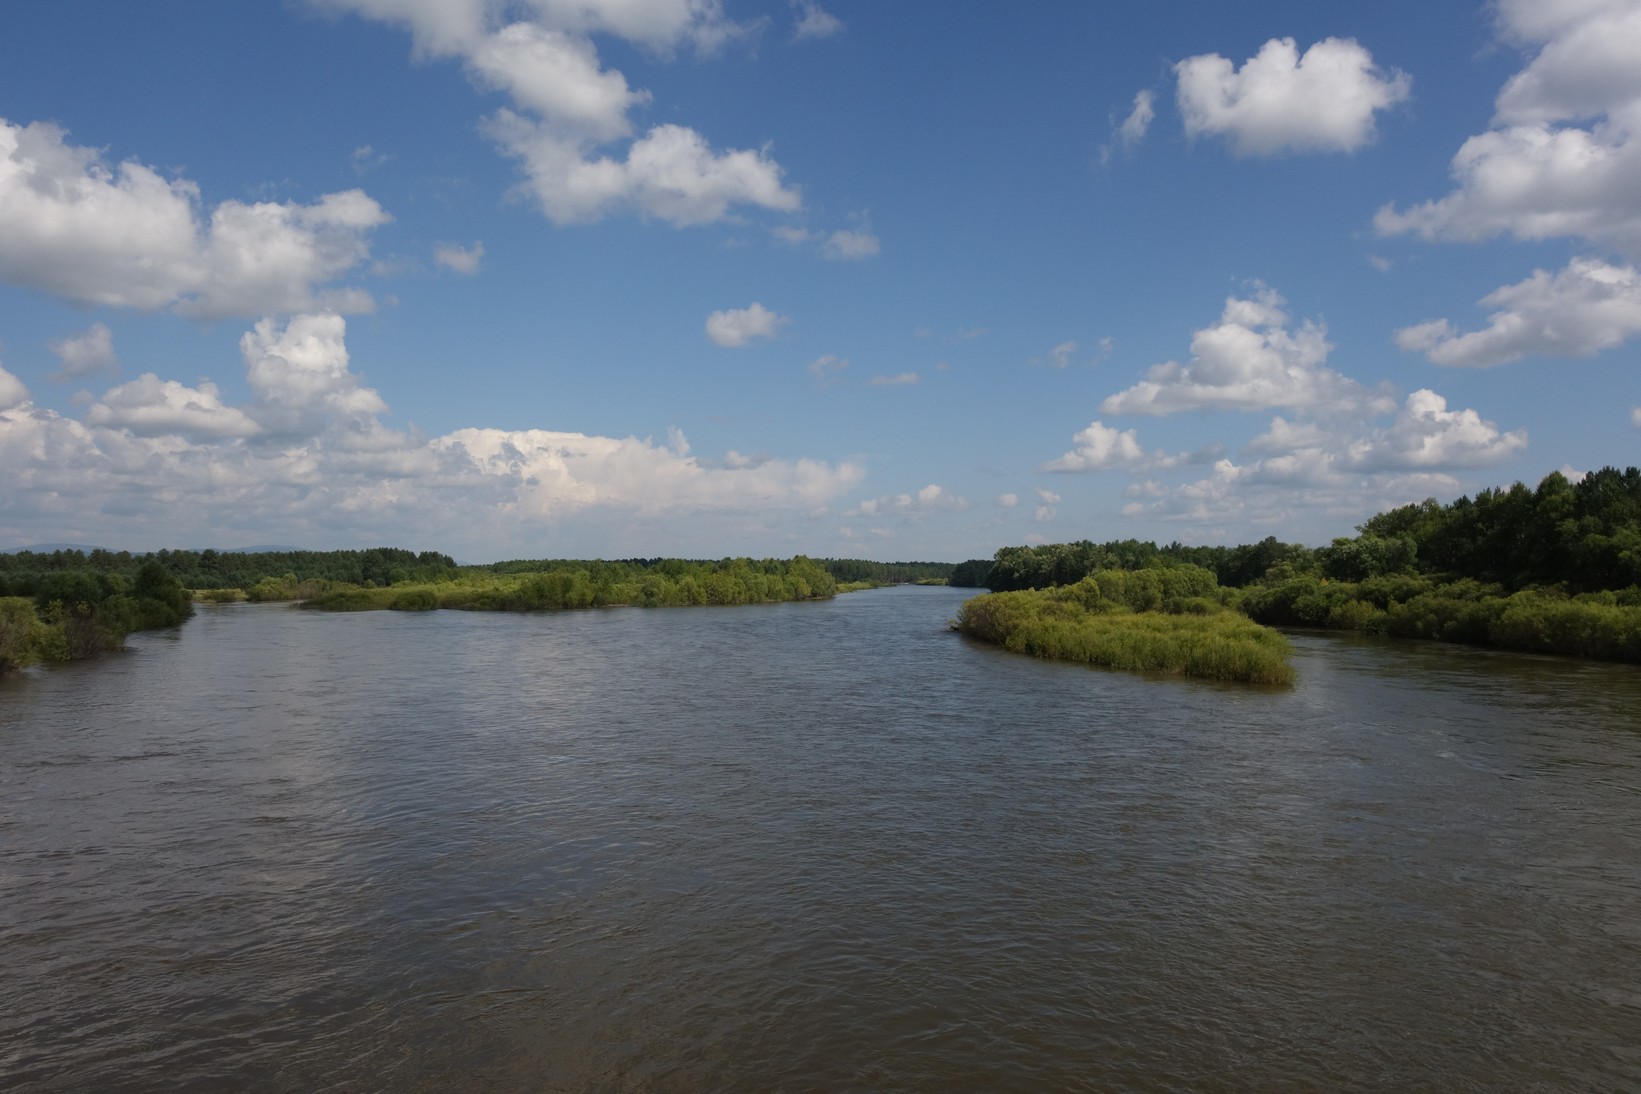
[3,588,1639,1090]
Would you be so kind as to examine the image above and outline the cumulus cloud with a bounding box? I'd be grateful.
[48,322,118,381]
[0,361,28,411]
[1396,257,1641,365]
[1175,37,1411,156]
[86,375,262,440]
[867,372,919,386]
[792,0,843,41]
[848,483,968,517]
[0,118,389,318]
[1082,284,1531,539]
[1376,2,1641,257]
[996,492,1019,508]
[1340,389,1529,471]
[1040,420,1148,472]
[706,302,788,347]
[326,0,799,228]
[490,115,799,227]
[434,240,485,274]
[1123,390,1523,532]
[1100,287,1388,416]
[0,312,864,554]
[240,313,389,436]
[1633,406,1641,428]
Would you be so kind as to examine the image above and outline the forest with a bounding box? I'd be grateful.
[958,466,1641,665]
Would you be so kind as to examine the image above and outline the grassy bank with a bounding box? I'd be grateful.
[298,556,839,613]
[1238,574,1641,664]
[956,568,1295,685]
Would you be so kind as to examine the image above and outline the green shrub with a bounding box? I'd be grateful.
[389,588,438,611]
[956,589,1294,685]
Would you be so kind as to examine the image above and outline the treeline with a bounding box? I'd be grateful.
[0,546,458,592]
[968,536,1310,592]
[0,560,191,671]
[816,559,955,585]
[302,556,838,612]
[965,466,1641,664]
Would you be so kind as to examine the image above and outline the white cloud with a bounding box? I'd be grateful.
[1339,390,1529,471]
[48,322,118,381]
[1040,420,1148,472]
[1120,89,1156,146]
[0,312,865,555]
[775,215,880,260]
[706,302,788,347]
[1101,89,1156,164]
[1100,287,1388,416]
[1032,487,1060,523]
[792,0,843,41]
[807,353,848,381]
[1376,3,1641,257]
[1631,405,1641,427]
[0,361,28,411]
[1121,455,1466,535]
[1175,37,1411,156]
[434,240,485,275]
[0,118,388,318]
[327,0,799,229]
[1083,283,1530,539]
[1396,257,1641,366]
[351,143,389,175]
[86,374,262,440]
[490,114,800,227]
[241,313,388,435]
[849,483,968,517]
[1038,340,1078,368]
[996,492,1019,508]
[820,226,880,260]
[867,372,919,386]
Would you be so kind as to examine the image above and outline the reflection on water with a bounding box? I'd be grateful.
[3,589,1640,1091]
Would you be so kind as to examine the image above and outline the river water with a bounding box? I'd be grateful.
[2,586,1639,1091]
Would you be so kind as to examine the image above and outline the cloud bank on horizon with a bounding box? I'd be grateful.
[0,0,1637,560]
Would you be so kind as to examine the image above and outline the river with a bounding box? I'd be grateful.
[2,586,1639,1091]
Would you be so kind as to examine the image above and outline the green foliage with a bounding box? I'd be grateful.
[298,556,841,616]
[949,559,994,587]
[818,559,955,585]
[389,588,438,611]
[955,572,1294,685]
[0,546,457,596]
[0,597,50,671]
[979,537,1316,592]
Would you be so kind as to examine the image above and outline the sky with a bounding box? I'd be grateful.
[1,0,1639,562]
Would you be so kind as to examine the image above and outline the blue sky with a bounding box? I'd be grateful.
[2,0,1638,561]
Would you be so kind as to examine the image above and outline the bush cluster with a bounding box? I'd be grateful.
[956,569,1294,685]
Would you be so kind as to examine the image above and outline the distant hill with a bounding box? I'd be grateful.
[217,545,307,554]
[2,543,108,554]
